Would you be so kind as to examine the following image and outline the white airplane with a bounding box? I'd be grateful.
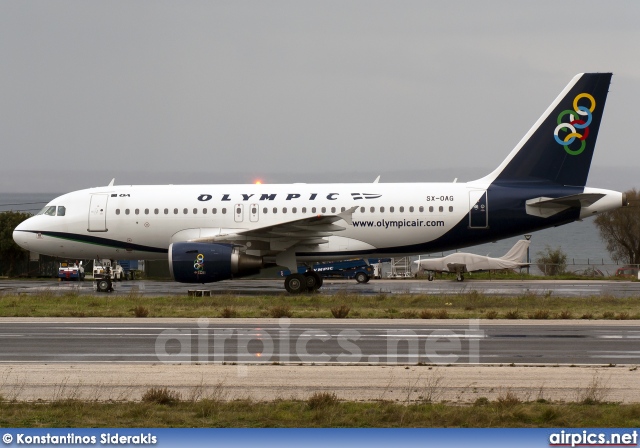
[13,73,627,293]
[415,239,530,282]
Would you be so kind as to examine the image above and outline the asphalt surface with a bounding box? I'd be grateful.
[1,318,639,365]
[2,278,639,403]
[1,277,640,297]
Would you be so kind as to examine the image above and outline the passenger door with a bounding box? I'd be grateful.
[88,194,109,232]
[469,190,488,228]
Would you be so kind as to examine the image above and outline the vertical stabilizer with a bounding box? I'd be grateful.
[480,73,612,187]
[500,240,530,263]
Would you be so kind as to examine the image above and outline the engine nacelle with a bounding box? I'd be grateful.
[168,242,263,283]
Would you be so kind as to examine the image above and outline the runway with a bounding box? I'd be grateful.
[2,278,640,297]
[2,279,639,403]
[1,318,640,403]
[1,318,639,365]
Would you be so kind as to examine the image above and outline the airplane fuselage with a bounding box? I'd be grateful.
[14,181,622,263]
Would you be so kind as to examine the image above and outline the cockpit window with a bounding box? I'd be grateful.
[37,205,65,216]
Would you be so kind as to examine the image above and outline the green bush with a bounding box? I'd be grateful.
[536,246,567,276]
[269,305,292,318]
[141,388,181,405]
[307,392,339,409]
[330,305,350,318]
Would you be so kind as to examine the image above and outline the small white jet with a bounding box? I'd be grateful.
[13,73,627,293]
[415,240,530,282]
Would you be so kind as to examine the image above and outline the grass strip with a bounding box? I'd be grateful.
[1,289,640,319]
[1,398,640,427]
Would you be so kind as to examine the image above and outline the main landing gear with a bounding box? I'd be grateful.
[284,270,323,294]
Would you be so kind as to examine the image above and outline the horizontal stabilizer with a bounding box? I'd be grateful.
[526,193,605,218]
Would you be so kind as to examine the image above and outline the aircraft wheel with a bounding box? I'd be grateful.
[428,273,434,281]
[456,274,464,282]
[285,273,307,294]
[304,271,323,291]
[96,279,110,292]
[355,272,369,283]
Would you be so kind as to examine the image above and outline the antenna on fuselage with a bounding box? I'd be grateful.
[108,178,115,187]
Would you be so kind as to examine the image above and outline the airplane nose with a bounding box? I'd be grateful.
[13,220,31,250]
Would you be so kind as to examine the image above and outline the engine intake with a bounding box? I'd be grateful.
[169,242,263,283]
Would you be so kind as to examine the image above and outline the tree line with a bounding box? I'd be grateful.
[0,211,32,276]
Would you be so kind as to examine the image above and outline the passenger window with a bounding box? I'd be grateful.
[116,209,120,215]
[263,207,268,214]
[331,207,336,213]
[193,208,198,214]
[154,208,159,215]
[360,207,365,213]
[419,206,424,212]
[341,207,346,212]
[370,206,375,213]
[449,206,453,212]
[57,206,66,216]
[164,208,168,215]
[144,209,149,215]
[390,206,394,213]
[380,206,385,212]
[174,208,178,214]
[439,206,444,212]
[135,209,140,215]
[273,207,277,214]
[283,207,287,214]
[409,206,414,212]
[429,206,434,212]
[312,207,317,213]
[321,207,326,213]
[302,207,307,213]
[222,208,227,214]
[292,207,297,214]
[125,209,130,215]
[399,206,404,212]
[212,208,217,214]
[203,208,207,214]
[44,206,57,216]
[183,208,188,214]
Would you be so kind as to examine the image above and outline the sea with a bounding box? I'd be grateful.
[1,192,620,274]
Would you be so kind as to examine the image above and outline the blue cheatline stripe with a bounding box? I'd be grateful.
[25,230,168,254]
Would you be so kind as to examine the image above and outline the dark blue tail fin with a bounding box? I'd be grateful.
[484,73,612,187]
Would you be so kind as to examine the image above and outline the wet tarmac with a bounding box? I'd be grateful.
[1,277,639,297]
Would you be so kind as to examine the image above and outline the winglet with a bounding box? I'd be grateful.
[108,178,115,187]
[338,206,358,225]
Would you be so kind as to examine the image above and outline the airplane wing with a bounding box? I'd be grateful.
[526,193,605,218]
[187,207,358,251]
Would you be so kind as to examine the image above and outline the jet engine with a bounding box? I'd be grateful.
[168,242,263,283]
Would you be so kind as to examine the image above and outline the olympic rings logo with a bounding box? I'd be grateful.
[194,253,205,272]
[554,93,596,156]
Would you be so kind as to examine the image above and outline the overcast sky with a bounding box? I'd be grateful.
[1,1,639,193]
